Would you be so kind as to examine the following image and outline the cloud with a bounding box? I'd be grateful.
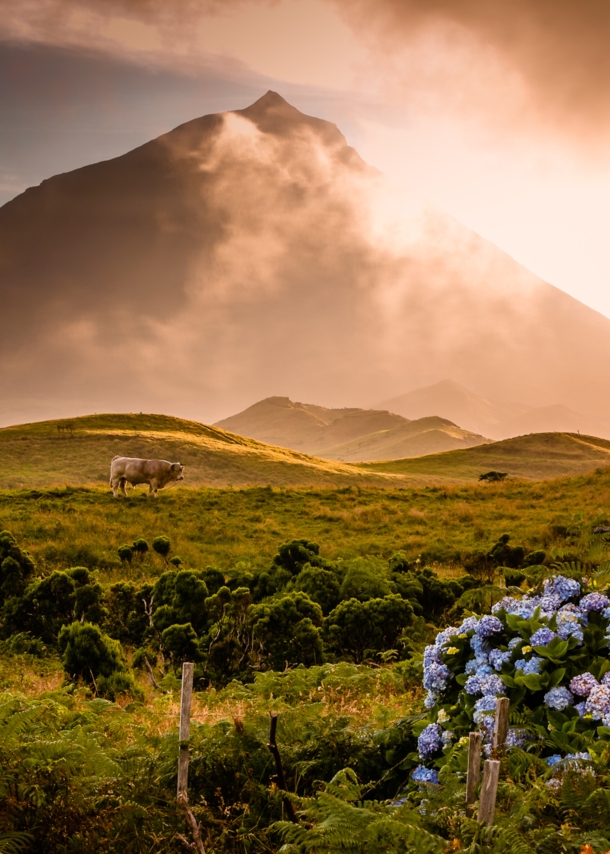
[329,0,610,143]
[5,0,609,144]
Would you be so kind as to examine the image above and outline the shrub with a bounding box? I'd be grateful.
[324,595,415,663]
[152,536,171,565]
[58,621,139,699]
[132,538,149,563]
[117,544,133,565]
[504,567,527,587]
[161,622,200,669]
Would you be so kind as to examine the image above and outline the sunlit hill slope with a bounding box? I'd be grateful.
[1,414,610,489]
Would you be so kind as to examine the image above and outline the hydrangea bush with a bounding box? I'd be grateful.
[412,575,610,784]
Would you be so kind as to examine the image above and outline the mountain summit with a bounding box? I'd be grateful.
[1,93,610,426]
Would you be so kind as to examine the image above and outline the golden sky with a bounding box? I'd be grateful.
[2,0,610,318]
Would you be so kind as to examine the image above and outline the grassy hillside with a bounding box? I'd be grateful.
[365,431,610,480]
[2,416,610,496]
[0,412,411,489]
[319,416,489,461]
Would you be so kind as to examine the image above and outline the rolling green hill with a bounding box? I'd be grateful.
[1,415,610,491]
[365,431,610,480]
[0,412,409,489]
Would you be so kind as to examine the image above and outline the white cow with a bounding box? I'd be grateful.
[109,456,184,498]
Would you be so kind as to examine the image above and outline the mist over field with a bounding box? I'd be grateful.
[2,92,610,427]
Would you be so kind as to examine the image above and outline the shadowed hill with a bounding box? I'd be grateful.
[215,395,489,459]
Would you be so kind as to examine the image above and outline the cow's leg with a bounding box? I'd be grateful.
[119,477,128,497]
[147,480,157,498]
[110,477,120,498]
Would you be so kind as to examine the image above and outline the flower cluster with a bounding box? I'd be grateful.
[411,765,440,785]
[414,574,610,785]
[417,723,443,760]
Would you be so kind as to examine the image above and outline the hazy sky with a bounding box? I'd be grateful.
[2,0,610,319]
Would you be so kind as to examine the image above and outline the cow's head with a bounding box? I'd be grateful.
[170,462,185,481]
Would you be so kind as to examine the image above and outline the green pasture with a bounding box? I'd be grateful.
[1,465,610,581]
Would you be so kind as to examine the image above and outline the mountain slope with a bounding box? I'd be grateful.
[3,92,610,425]
[215,396,489,459]
[318,416,490,461]
[382,380,610,439]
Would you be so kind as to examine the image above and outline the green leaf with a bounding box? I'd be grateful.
[516,673,542,691]
[549,668,566,688]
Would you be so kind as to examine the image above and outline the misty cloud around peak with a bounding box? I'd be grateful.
[1,93,610,427]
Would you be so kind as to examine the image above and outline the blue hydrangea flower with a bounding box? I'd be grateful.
[602,673,610,686]
[441,730,454,746]
[465,659,478,675]
[539,594,562,617]
[465,674,484,695]
[424,691,439,709]
[544,686,574,710]
[580,592,610,613]
[424,645,444,667]
[505,728,529,748]
[418,723,443,759]
[479,714,495,740]
[470,634,491,659]
[489,649,511,671]
[411,765,439,785]
[476,615,504,637]
[564,751,593,769]
[585,684,610,723]
[458,616,480,634]
[569,672,599,697]
[547,754,562,766]
[543,576,581,603]
[556,606,585,642]
[574,701,587,718]
[434,627,460,647]
[515,656,543,675]
[530,628,557,646]
[474,694,498,722]
[423,661,452,693]
[508,637,522,650]
[480,674,506,695]
[492,597,539,619]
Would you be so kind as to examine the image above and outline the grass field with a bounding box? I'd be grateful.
[2,465,610,581]
[366,431,610,479]
[2,414,610,492]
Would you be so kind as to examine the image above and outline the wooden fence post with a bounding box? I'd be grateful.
[465,731,482,814]
[477,759,500,826]
[177,662,194,798]
[267,712,298,824]
[493,697,510,756]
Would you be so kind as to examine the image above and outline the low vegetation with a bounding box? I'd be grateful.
[2,439,610,851]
